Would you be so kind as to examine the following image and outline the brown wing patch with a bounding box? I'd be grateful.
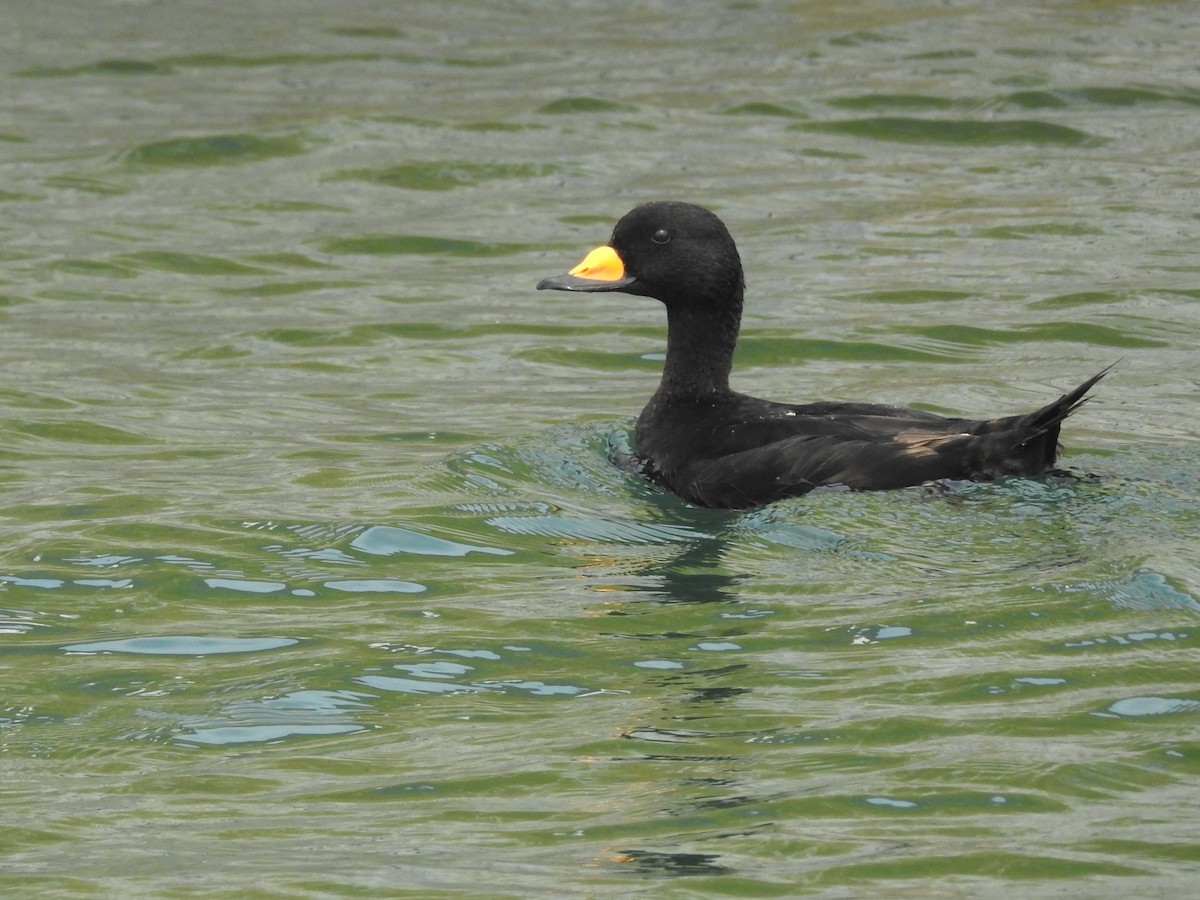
[893,431,972,458]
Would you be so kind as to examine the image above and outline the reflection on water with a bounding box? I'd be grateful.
[2,0,1199,895]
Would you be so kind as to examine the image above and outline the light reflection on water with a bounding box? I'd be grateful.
[2,0,1199,895]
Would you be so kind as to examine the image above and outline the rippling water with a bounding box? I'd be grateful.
[2,1,1198,895]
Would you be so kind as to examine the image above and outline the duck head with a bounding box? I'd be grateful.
[537,201,745,312]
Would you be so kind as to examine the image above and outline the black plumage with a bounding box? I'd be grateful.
[538,201,1107,509]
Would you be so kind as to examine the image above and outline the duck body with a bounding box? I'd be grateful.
[538,201,1107,509]
[633,383,1103,509]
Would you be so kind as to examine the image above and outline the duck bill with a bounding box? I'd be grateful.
[537,245,642,293]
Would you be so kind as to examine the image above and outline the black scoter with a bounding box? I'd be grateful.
[537,200,1108,509]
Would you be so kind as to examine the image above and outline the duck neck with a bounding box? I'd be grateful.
[658,294,742,399]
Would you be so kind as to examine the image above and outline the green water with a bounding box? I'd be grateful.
[2,1,1199,896]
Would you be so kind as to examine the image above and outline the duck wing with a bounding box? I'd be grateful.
[656,368,1110,508]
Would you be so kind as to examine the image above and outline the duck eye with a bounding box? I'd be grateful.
[651,229,670,245]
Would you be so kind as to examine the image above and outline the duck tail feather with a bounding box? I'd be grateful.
[1015,363,1114,462]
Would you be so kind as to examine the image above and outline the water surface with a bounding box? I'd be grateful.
[2,1,1198,896]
